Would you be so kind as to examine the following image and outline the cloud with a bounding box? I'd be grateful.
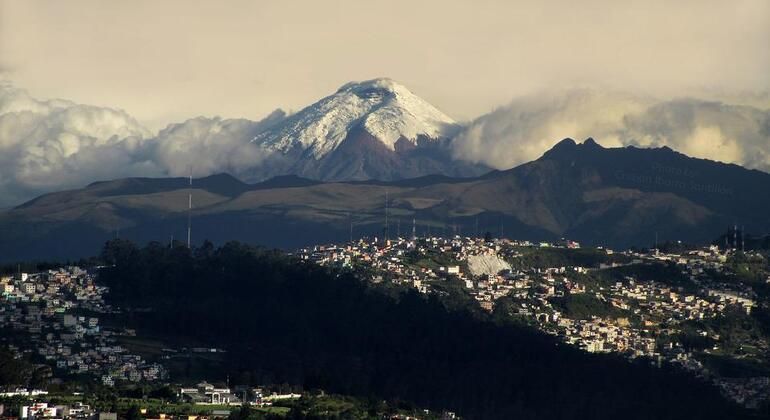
[621,99,770,169]
[148,111,286,178]
[0,83,286,207]
[451,90,770,172]
[0,83,159,206]
[450,90,652,168]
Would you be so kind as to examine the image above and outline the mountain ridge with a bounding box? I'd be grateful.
[243,77,485,182]
[1,139,768,261]
[252,78,460,156]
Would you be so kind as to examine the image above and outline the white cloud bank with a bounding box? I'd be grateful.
[451,89,770,172]
[150,112,285,178]
[0,83,285,207]
[0,83,158,206]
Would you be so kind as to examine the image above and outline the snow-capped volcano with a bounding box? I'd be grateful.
[252,78,460,159]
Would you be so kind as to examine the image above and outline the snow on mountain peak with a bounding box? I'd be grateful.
[252,78,459,159]
[336,77,403,95]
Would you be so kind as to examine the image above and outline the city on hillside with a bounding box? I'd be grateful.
[1,232,769,417]
[296,234,770,409]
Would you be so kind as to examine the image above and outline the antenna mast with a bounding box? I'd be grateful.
[349,212,353,243]
[187,169,192,249]
[384,190,389,241]
[725,227,729,250]
[742,225,745,252]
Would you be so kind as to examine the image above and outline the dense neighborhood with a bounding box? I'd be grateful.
[297,235,769,409]
[1,234,768,417]
[0,267,167,387]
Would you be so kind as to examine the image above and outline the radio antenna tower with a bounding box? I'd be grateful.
[187,168,193,249]
[742,225,745,252]
[349,212,353,243]
[412,218,417,240]
[725,226,729,249]
[384,190,389,241]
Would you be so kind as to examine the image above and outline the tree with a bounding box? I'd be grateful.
[100,239,139,267]
[125,405,142,420]
[229,404,253,420]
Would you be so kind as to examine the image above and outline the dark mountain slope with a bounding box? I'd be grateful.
[0,140,768,261]
[537,138,770,221]
[269,127,487,182]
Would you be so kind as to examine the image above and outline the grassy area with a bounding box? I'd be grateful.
[595,262,697,292]
[96,398,292,417]
[118,336,167,358]
[115,335,228,382]
[507,247,631,270]
[18,394,433,419]
[403,248,463,272]
[698,353,770,378]
[549,293,628,320]
[253,406,291,416]
[273,394,445,420]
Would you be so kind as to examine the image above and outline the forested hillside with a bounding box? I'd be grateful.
[97,240,751,420]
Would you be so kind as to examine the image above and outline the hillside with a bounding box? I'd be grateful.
[0,139,769,261]
[95,240,752,420]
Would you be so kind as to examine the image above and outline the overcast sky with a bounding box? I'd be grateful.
[1,0,768,130]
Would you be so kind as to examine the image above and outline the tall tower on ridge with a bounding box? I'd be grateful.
[742,225,745,252]
[349,212,353,243]
[384,190,389,241]
[187,170,193,249]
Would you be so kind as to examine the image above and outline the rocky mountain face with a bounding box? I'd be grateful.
[1,139,768,261]
[254,78,460,156]
[244,78,488,181]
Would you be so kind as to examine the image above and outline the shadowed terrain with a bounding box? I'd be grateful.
[1,139,769,261]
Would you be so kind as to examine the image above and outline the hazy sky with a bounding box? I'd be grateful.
[1,0,768,130]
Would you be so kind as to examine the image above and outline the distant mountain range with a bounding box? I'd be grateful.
[1,138,768,261]
[4,79,770,212]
